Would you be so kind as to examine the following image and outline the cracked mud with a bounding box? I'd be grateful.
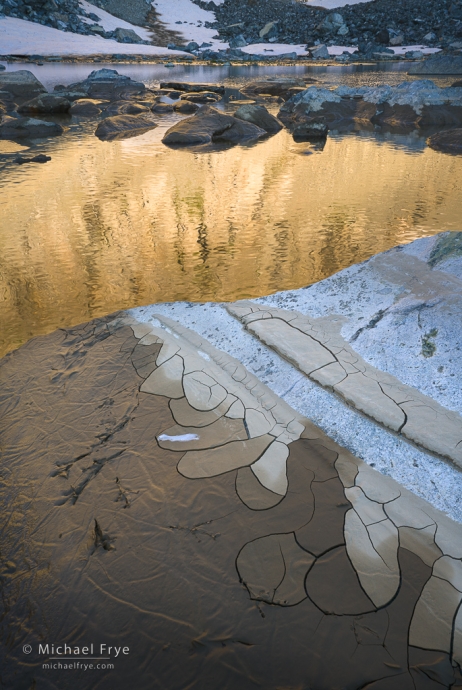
[1,312,462,689]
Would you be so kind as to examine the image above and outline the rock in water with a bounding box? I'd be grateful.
[162,106,267,146]
[151,103,174,114]
[0,70,47,103]
[233,104,283,133]
[159,82,225,95]
[0,117,64,140]
[173,101,199,114]
[104,101,150,116]
[18,94,71,115]
[62,69,146,100]
[70,99,104,117]
[95,114,157,141]
[14,154,51,164]
[427,128,462,154]
[292,121,329,139]
[409,55,462,75]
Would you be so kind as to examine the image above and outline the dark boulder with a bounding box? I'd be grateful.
[0,70,47,104]
[162,105,266,146]
[427,128,462,154]
[95,114,157,141]
[0,117,64,140]
[233,103,282,133]
[18,94,71,115]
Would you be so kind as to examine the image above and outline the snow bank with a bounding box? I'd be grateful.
[0,17,188,56]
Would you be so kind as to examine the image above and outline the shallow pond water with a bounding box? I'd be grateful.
[1,61,462,356]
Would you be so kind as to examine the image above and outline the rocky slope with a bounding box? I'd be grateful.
[200,0,462,51]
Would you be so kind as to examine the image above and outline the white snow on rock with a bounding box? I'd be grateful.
[0,17,187,56]
[79,0,153,41]
[151,0,228,48]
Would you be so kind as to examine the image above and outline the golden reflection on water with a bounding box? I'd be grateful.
[1,118,462,356]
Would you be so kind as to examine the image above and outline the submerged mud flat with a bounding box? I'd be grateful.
[1,63,462,357]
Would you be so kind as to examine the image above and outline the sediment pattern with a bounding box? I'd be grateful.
[1,312,462,689]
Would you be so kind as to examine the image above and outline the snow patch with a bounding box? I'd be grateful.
[0,17,188,56]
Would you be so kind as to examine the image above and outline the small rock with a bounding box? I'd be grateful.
[427,128,462,154]
[405,51,424,59]
[317,13,346,35]
[292,120,328,139]
[173,100,199,114]
[184,41,200,53]
[423,32,437,42]
[233,103,282,133]
[95,114,157,141]
[151,103,174,113]
[309,44,329,59]
[14,153,51,164]
[104,101,150,116]
[181,92,220,104]
[70,99,103,117]
[0,65,5,72]
[113,28,144,44]
[229,34,247,48]
[390,34,404,46]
